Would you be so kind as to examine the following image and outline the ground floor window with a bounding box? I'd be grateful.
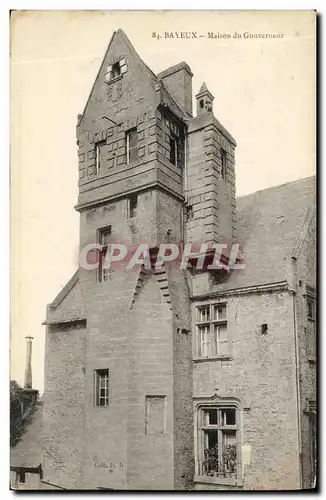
[197,405,239,478]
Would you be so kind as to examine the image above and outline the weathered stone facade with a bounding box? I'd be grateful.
[40,29,316,491]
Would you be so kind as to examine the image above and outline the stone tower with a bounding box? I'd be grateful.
[186,82,236,247]
[44,29,194,490]
[43,29,237,491]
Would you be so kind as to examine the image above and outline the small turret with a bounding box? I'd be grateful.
[195,82,214,116]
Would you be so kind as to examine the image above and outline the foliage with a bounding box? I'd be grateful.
[203,444,219,474]
[223,443,237,473]
[203,443,237,475]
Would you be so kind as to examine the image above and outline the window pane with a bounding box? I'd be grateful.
[198,326,209,357]
[204,409,218,425]
[307,299,315,320]
[198,306,210,322]
[214,304,227,320]
[129,130,138,148]
[221,408,236,426]
[216,324,227,342]
[130,146,138,162]
[222,430,237,473]
[100,228,111,246]
[203,430,219,474]
[169,137,176,165]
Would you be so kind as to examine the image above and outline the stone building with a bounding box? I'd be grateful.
[41,29,316,490]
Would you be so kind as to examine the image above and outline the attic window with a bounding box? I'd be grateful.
[111,62,121,80]
[105,58,128,83]
[200,99,204,109]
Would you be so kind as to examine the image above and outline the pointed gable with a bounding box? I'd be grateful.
[45,270,86,325]
[78,29,159,132]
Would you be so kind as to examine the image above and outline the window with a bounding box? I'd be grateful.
[95,369,109,407]
[169,135,178,166]
[111,61,121,80]
[186,205,194,221]
[198,406,238,478]
[221,149,227,180]
[307,291,316,359]
[105,58,128,83]
[126,128,138,164]
[95,140,106,175]
[128,193,138,218]
[98,226,112,282]
[196,303,228,358]
[200,99,204,109]
[18,472,26,484]
[307,297,316,321]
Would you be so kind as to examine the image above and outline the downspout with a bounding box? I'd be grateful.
[184,130,188,205]
[290,256,303,488]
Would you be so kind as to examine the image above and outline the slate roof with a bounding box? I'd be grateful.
[217,176,316,291]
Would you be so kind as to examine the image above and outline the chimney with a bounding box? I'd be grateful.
[24,336,33,389]
[157,61,193,116]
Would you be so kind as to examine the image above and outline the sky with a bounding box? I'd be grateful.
[10,10,315,393]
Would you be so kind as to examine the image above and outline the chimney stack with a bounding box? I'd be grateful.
[24,336,34,389]
[157,61,193,116]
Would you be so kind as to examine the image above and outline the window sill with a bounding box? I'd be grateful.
[194,475,243,487]
[193,356,233,363]
[105,75,123,85]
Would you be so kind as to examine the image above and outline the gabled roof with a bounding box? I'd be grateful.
[78,29,188,126]
[216,176,316,292]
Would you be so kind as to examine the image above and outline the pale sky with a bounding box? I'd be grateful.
[10,10,315,393]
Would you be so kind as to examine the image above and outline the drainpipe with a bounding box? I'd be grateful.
[290,257,303,488]
[184,134,188,205]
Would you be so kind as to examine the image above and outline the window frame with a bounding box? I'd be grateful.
[128,193,138,219]
[307,296,316,322]
[195,302,229,360]
[126,128,138,165]
[94,369,109,407]
[110,61,121,80]
[98,226,112,282]
[195,400,242,485]
[94,140,107,175]
[220,148,227,180]
[169,134,178,166]
[306,290,316,360]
